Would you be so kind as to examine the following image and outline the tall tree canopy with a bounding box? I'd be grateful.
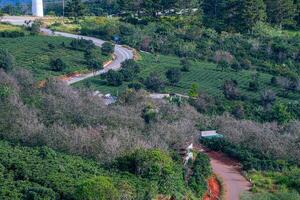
[265,0,297,28]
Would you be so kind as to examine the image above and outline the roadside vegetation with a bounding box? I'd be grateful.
[0,24,110,80]
[0,139,202,199]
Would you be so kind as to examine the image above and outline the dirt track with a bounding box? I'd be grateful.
[205,150,251,200]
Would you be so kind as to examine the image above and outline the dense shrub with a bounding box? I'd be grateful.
[0,30,25,38]
[106,69,124,86]
[101,42,114,56]
[84,48,104,73]
[144,72,165,92]
[142,104,158,123]
[70,38,95,51]
[0,48,15,72]
[188,153,212,198]
[120,59,140,80]
[128,82,143,90]
[165,68,181,85]
[114,149,186,196]
[223,80,240,100]
[200,138,293,171]
[180,58,191,72]
[49,58,67,72]
[75,176,119,200]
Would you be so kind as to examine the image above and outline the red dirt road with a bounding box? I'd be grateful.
[205,150,251,200]
[203,175,221,200]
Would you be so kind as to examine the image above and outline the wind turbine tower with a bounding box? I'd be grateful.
[32,0,44,17]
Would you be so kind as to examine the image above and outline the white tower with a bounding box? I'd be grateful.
[32,0,44,17]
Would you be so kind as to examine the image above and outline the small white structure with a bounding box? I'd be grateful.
[32,0,44,17]
[200,130,223,138]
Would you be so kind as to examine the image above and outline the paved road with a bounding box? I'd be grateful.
[2,16,134,85]
[197,145,251,200]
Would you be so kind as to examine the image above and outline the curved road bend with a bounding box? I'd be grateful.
[197,145,251,200]
[2,16,134,85]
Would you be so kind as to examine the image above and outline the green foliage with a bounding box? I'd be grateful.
[29,20,42,35]
[144,72,165,92]
[106,69,124,86]
[70,38,95,51]
[272,103,293,124]
[188,83,199,98]
[84,48,104,73]
[75,176,119,200]
[49,58,67,72]
[165,68,181,85]
[265,0,297,28]
[180,58,191,72]
[142,104,158,123]
[188,153,212,198]
[0,30,25,38]
[114,149,186,196]
[120,59,140,81]
[65,0,86,21]
[101,42,114,56]
[217,60,230,71]
[0,36,109,80]
[24,186,56,200]
[200,138,294,171]
[0,48,15,72]
[0,140,190,200]
[241,191,300,200]
[0,85,12,99]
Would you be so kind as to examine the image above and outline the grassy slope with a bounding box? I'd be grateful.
[0,23,23,31]
[0,140,152,199]
[75,52,300,103]
[0,35,109,80]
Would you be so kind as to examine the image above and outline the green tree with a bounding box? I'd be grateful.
[202,0,228,31]
[217,60,230,71]
[29,19,42,35]
[265,0,297,28]
[101,42,114,56]
[272,103,293,124]
[106,69,124,86]
[144,73,165,92]
[84,49,104,74]
[165,68,181,85]
[120,59,140,81]
[49,58,67,72]
[75,176,119,200]
[0,49,15,72]
[180,58,191,72]
[237,0,266,32]
[188,83,199,98]
[65,0,86,21]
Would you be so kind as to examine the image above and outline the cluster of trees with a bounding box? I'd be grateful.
[62,0,300,31]
[0,68,201,162]
[48,38,109,73]
[102,58,192,92]
[104,59,139,86]
[201,137,294,171]
[0,140,201,199]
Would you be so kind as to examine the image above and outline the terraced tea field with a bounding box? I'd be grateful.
[76,53,300,103]
[0,35,109,80]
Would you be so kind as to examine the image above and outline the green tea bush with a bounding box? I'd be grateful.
[0,30,25,38]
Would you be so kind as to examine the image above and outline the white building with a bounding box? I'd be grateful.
[32,0,44,17]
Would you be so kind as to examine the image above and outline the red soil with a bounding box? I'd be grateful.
[203,175,222,200]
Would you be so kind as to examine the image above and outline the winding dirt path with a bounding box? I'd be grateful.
[197,145,251,200]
